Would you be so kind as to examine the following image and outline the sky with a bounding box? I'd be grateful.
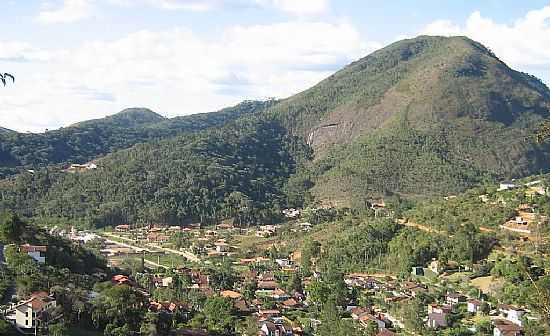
[1,0,550,132]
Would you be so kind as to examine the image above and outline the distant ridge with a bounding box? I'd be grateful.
[71,107,166,128]
[0,126,15,134]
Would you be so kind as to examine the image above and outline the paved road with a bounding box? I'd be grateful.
[100,232,201,263]
[147,243,201,263]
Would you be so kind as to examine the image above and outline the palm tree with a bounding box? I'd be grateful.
[0,73,14,86]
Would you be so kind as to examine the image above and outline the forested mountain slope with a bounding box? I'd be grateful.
[1,35,550,223]
[265,36,550,203]
[0,117,311,227]
[0,127,14,134]
[0,100,276,173]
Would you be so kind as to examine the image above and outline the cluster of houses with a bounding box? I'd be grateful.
[342,265,534,336]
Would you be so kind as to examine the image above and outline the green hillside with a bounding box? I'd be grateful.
[0,127,14,134]
[0,100,275,175]
[265,36,550,203]
[1,35,549,224]
[0,117,310,227]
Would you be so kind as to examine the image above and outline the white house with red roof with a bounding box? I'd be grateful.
[14,292,56,330]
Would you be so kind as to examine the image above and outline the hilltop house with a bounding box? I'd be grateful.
[498,182,517,191]
[66,162,97,173]
[14,292,56,330]
[20,244,47,263]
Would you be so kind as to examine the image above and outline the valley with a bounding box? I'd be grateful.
[0,35,548,336]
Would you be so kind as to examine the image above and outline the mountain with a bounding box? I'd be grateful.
[0,117,310,226]
[266,36,550,203]
[0,126,14,134]
[1,35,549,225]
[0,100,276,175]
[71,107,166,128]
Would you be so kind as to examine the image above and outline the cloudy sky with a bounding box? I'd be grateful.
[1,0,550,132]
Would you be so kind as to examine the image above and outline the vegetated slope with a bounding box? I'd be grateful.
[0,100,276,172]
[0,126,14,134]
[0,117,311,228]
[266,35,550,203]
[71,107,166,128]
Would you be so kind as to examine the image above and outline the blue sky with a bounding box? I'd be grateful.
[1,0,550,132]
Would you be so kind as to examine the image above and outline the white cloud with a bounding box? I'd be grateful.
[0,21,372,132]
[110,0,328,15]
[38,0,92,24]
[421,6,550,74]
[255,0,328,15]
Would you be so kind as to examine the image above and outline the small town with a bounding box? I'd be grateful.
[0,177,547,335]
[1,2,550,335]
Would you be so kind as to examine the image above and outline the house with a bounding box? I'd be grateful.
[67,163,97,173]
[493,319,523,336]
[275,259,293,268]
[257,280,279,291]
[14,292,56,330]
[260,321,294,336]
[282,298,300,309]
[20,244,47,263]
[214,240,231,253]
[220,290,242,299]
[147,232,169,243]
[427,312,448,329]
[428,304,452,315]
[358,313,386,330]
[411,267,424,276]
[467,299,484,314]
[155,276,173,288]
[115,224,130,232]
[446,292,466,305]
[428,259,443,274]
[112,274,134,286]
[257,309,281,319]
[498,182,517,191]
[350,307,371,320]
[282,208,300,218]
[498,304,524,326]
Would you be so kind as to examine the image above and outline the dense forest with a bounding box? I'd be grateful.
[0,117,311,228]
[1,35,550,225]
[0,100,276,178]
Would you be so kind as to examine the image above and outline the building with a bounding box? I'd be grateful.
[214,240,231,253]
[282,209,300,218]
[411,266,424,276]
[260,321,294,336]
[498,304,524,326]
[66,163,98,173]
[14,292,56,330]
[467,299,484,314]
[427,312,448,329]
[446,292,466,305]
[358,313,387,330]
[115,224,130,232]
[493,319,523,336]
[497,182,517,192]
[20,244,47,263]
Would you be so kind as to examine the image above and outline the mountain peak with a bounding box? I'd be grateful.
[110,107,166,125]
[71,107,166,129]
